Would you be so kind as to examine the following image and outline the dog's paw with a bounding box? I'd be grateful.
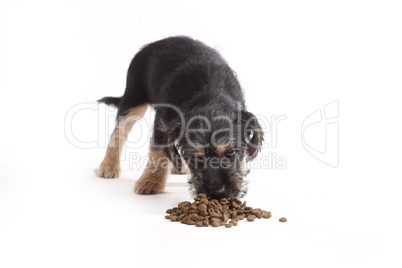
[95,162,120,178]
[134,177,165,195]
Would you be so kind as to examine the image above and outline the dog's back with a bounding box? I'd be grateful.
[100,36,244,118]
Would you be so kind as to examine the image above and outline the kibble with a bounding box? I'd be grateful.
[225,223,233,228]
[198,203,207,211]
[247,215,256,222]
[263,211,272,219]
[165,193,280,228]
[211,221,220,227]
[279,217,287,222]
[230,219,238,226]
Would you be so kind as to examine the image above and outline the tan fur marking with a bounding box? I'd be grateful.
[134,148,170,194]
[167,134,177,158]
[96,103,149,178]
[170,161,189,174]
[190,147,205,157]
[216,143,230,156]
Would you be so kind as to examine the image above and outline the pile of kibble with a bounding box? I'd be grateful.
[165,193,285,228]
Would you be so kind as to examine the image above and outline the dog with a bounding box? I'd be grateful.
[96,36,263,199]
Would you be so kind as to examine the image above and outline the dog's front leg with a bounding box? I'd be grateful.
[134,147,170,194]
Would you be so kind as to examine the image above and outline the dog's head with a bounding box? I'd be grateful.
[165,109,263,199]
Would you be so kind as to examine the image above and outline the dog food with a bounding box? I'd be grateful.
[279,217,287,222]
[165,193,275,228]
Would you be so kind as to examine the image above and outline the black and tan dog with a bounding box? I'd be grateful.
[96,36,263,199]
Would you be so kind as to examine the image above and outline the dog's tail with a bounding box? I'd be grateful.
[97,96,122,108]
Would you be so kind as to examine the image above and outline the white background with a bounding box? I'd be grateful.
[1,0,401,267]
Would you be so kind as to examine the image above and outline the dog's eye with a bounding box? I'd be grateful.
[225,150,236,158]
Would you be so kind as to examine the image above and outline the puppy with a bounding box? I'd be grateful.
[96,36,263,199]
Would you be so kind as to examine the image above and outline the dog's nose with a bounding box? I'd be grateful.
[209,186,226,199]
[216,186,225,194]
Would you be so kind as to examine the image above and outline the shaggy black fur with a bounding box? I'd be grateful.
[99,36,263,198]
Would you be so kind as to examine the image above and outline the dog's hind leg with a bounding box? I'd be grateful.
[96,103,148,178]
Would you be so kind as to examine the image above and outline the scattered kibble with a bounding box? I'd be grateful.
[279,217,287,222]
[165,193,278,228]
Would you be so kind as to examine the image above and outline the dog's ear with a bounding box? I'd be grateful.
[164,124,183,172]
[240,111,264,160]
